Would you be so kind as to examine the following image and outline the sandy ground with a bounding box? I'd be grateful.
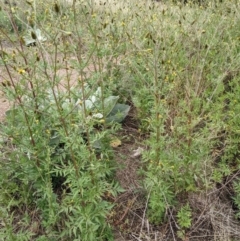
[0,94,10,122]
[0,40,17,122]
[0,66,11,122]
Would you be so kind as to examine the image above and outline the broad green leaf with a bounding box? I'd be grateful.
[106,103,130,123]
[103,96,119,116]
[92,139,103,149]
[49,131,61,146]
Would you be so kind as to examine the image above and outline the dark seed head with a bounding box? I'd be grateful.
[31,31,37,40]
[54,2,60,14]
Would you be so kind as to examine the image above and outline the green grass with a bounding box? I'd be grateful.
[1,0,240,240]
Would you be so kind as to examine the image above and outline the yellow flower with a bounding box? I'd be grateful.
[17,68,26,75]
[11,7,16,13]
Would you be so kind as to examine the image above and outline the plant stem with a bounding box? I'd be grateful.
[50,42,79,178]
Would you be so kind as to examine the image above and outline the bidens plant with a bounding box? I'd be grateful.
[2,84,127,240]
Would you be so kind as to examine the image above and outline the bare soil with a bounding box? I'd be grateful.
[0,94,10,122]
[0,41,13,121]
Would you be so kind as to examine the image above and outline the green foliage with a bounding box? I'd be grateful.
[233,179,240,219]
[177,204,192,229]
[0,83,125,240]
[136,0,240,226]
[0,10,12,32]
[146,178,175,224]
[176,204,192,240]
[0,1,129,240]
[1,0,240,239]
[0,1,24,33]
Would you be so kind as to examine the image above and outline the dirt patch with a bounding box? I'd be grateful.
[0,68,12,122]
[108,108,149,240]
[0,94,10,122]
[0,40,20,122]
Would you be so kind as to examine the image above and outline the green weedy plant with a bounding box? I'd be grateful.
[233,179,240,219]
[2,0,240,239]
[0,1,131,240]
[133,0,240,226]
[1,83,125,240]
[221,76,240,218]
[176,204,192,240]
[0,1,24,33]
